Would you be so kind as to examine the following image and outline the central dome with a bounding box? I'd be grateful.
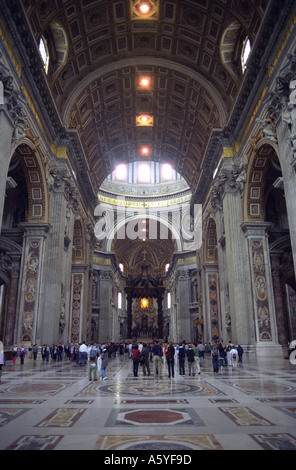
[98,161,191,208]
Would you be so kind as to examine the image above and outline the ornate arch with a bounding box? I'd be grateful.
[243,140,279,222]
[107,212,182,252]
[15,140,49,223]
[203,216,218,263]
[72,219,86,264]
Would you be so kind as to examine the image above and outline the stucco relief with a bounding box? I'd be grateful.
[21,240,40,342]
[251,240,271,341]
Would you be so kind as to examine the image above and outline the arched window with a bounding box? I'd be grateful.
[118,292,122,309]
[39,37,49,74]
[241,37,251,73]
[167,292,171,309]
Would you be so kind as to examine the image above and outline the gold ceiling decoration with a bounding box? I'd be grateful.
[136,115,154,127]
[131,1,159,20]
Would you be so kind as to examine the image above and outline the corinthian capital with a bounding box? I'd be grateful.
[0,57,28,144]
[211,155,247,210]
[265,50,296,120]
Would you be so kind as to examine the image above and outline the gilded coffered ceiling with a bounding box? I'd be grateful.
[17,0,270,201]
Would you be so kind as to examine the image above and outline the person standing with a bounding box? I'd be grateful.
[70,343,75,361]
[79,341,88,366]
[88,344,98,381]
[100,348,108,380]
[187,344,195,376]
[237,345,244,364]
[219,344,226,371]
[166,343,175,378]
[192,343,201,375]
[151,340,163,378]
[198,342,205,368]
[230,344,238,368]
[11,344,18,366]
[141,343,151,377]
[45,344,50,362]
[57,343,63,362]
[226,341,232,367]
[128,342,133,359]
[18,345,28,365]
[211,343,219,374]
[32,344,38,362]
[178,342,186,376]
[132,344,140,377]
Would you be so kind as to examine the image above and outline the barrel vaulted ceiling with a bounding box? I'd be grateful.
[4,0,289,205]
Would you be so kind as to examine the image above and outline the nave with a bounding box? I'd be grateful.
[0,352,296,451]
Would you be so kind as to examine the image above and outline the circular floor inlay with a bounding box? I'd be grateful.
[96,381,221,396]
[234,381,294,394]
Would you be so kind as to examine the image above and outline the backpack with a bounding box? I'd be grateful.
[89,348,97,360]
[212,346,218,357]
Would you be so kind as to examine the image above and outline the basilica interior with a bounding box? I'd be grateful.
[1,0,296,356]
[1,0,296,453]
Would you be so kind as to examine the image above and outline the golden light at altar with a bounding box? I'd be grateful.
[141,298,149,308]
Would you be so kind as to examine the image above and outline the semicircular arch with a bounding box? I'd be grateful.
[243,139,279,223]
[14,140,49,223]
[106,212,182,253]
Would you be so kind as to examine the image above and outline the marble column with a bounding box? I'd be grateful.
[37,168,74,344]
[126,291,133,339]
[17,223,51,346]
[242,222,282,356]
[70,265,87,344]
[98,270,112,343]
[157,291,164,339]
[4,254,21,347]
[265,52,296,280]
[203,264,220,343]
[177,269,191,342]
[210,204,232,344]
[270,253,289,349]
[222,182,253,346]
[276,116,296,281]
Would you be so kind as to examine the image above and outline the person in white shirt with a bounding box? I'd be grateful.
[79,341,88,366]
[230,345,238,368]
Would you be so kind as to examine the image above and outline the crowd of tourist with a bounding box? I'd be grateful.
[126,339,243,378]
[210,341,244,374]
[125,339,244,378]
[3,339,244,381]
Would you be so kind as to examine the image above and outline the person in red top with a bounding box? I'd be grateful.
[132,344,141,377]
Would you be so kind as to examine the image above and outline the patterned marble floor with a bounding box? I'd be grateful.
[0,352,296,452]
